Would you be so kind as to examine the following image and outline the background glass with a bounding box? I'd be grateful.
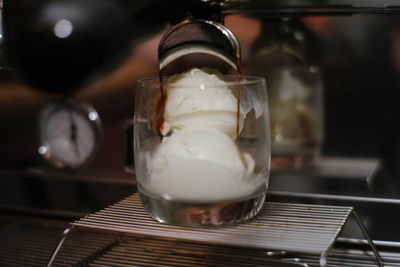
[267,66,324,169]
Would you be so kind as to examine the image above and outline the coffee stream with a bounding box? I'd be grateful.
[235,57,242,139]
[151,70,166,139]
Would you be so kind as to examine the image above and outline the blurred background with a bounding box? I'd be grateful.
[2,1,400,265]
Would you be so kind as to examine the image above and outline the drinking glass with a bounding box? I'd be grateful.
[134,75,270,226]
[267,66,324,169]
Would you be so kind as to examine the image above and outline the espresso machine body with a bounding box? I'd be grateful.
[2,0,400,266]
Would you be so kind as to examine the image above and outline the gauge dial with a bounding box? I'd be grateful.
[38,101,101,169]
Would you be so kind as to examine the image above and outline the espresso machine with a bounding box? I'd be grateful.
[1,0,400,266]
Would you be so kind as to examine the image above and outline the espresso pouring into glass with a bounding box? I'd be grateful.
[134,18,271,226]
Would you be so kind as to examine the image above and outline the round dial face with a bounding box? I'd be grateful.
[39,101,101,169]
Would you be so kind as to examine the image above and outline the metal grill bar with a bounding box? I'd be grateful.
[87,235,399,267]
[89,236,306,267]
[301,249,400,267]
[73,193,351,256]
[1,213,391,267]
[0,218,119,267]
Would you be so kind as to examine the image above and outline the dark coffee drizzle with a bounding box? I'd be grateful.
[153,69,166,140]
[235,58,242,139]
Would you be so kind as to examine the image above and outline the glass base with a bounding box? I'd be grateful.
[271,143,320,170]
[271,152,317,170]
[139,186,267,226]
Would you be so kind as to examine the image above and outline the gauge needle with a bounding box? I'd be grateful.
[69,107,81,159]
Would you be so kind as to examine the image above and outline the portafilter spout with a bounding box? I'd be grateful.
[158,18,241,71]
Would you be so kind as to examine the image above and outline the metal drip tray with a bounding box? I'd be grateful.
[73,194,352,254]
[2,213,400,266]
[90,236,304,267]
[0,215,119,267]
[89,236,400,267]
[48,193,383,266]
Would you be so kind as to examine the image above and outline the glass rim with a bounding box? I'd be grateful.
[136,75,266,88]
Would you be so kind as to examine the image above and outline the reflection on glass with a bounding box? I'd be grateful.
[247,18,324,169]
[268,66,323,169]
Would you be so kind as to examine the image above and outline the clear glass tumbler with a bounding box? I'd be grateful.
[267,66,324,169]
[134,75,270,226]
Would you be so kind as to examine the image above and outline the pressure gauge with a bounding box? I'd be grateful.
[38,101,102,170]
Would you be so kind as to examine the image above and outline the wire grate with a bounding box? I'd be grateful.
[89,236,400,267]
[47,193,383,267]
[0,216,119,267]
[0,215,396,267]
[90,236,309,267]
[73,193,351,255]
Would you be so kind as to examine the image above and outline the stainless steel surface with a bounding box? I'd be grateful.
[267,190,400,245]
[1,216,306,267]
[51,234,400,267]
[90,236,400,267]
[350,211,383,267]
[227,0,400,14]
[271,157,380,179]
[89,236,307,267]
[73,193,350,254]
[2,213,400,267]
[68,193,381,266]
[46,226,76,267]
[158,19,241,70]
[2,3,400,267]
[0,215,119,267]
[301,248,400,267]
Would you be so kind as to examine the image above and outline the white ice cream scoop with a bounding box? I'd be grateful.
[147,129,257,202]
[162,68,244,139]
